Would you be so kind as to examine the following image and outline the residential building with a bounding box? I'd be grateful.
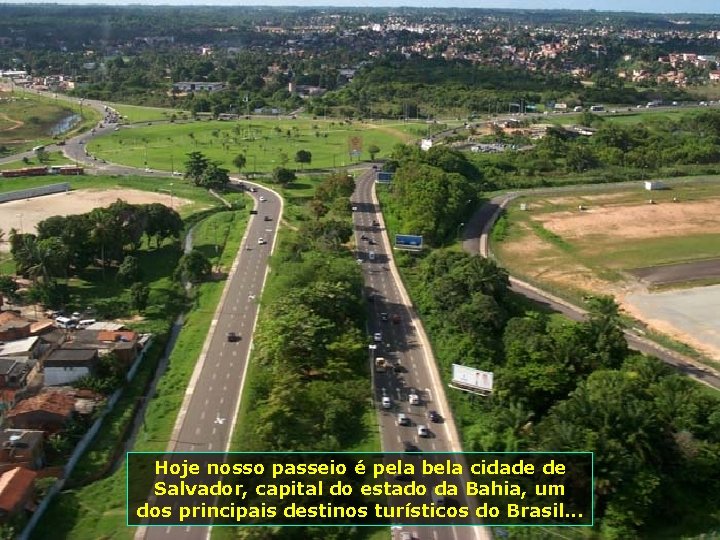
[0,358,28,389]
[0,312,30,342]
[172,81,226,93]
[0,467,37,521]
[44,349,98,386]
[4,392,76,432]
[0,429,44,472]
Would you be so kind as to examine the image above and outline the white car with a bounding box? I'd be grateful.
[417,425,429,438]
[408,391,421,405]
[382,396,392,410]
[258,238,266,245]
[259,196,266,202]
[373,332,382,343]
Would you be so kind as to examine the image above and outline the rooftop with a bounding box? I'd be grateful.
[45,348,97,366]
[0,337,39,357]
[6,392,76,419]
[84,322,126,332]
[0,467,36,512]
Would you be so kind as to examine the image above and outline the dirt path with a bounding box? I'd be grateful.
[0,112,24,132]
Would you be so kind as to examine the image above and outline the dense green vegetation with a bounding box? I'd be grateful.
[226,172,379,540]
[381,150,720,537]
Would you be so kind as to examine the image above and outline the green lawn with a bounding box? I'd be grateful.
[0,89,100,154]
[0,151,73,170]
[108,102,190,124]
[88,118,416,173]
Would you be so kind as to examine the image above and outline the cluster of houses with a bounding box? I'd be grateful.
[0,309,148,523]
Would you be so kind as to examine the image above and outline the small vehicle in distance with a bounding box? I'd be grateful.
[397,413,410,426]
[392,313,401,324]
[227,332,241,342]
[372,220,380,227]
[427,410,441,423]
[417,425,429,438]
[259,196,266,202]
[373,332,382,343]
[408,391,421,405]
[258,238,266,245]
[360,234,368,240]
[381,312,389,322]
[382,396,392,409]
[403,441,421,453]
[264,215,272,221]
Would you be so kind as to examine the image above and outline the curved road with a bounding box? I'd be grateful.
[463,193,720,390]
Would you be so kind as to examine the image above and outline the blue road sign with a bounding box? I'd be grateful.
[395,234,423,249]
[376,171,393,183]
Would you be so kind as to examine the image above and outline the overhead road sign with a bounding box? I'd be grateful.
[449,364,493,396]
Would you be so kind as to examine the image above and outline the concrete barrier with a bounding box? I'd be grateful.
[0,183,70,203]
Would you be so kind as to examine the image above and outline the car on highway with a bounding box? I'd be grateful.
[172,171,182,176]
[417,425,429,438]
[368,239,376,245]
[381,396,392,409]
[391,313,401,324]
[227,332,241,342]
[408,391,421,405]
[259,196,266,202]
[373,332,382,343]
[264,215,272,221]
[258,238,267,245]
[369,252,376,260]
[372,220,380,226]
[427,410,442,423]
[381,312,389,322]
[360,234,368,240]
[402,441,421,453]
[352,205,358,211]
[397,413,410,426]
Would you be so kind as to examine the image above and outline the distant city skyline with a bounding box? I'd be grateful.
[4,0,720,15]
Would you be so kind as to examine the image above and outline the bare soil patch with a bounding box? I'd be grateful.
[0,188,191,252]
[539,199,720,241]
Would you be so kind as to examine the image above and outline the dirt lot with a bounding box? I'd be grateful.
[0,188,190,252]
[498,191,720,361]
[541,199,720,241]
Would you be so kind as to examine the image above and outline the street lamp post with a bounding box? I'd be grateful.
[169,183,174,210]
[456,222,465,242]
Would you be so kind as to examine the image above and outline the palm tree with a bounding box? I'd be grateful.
[89,208,114,274]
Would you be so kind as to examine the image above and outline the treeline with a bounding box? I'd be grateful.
[8,200,182,309]
[382,145,482,246]
[475,109,720,189]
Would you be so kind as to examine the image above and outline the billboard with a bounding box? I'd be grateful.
[376,171,393,183]
[451,364,493,393]
[395,234,423,250]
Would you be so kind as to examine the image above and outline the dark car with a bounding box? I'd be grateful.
[403,442,421,453]
[227,332,241,342]
[264,215,272,221]
[372,220,380,227]
[381,312,389,322]
[368,239,376,245]
[391,314,401,324]
[250,210,258,215]
[360,234,368,240]
[427,410,442,423]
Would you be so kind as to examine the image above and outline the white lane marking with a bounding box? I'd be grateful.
[208,386,213,392]
[219,397,225,404]
[396,435,402,443]
[195,427,201,435]
[212,373,216,380]
[166,527,172,534]
[226,372,230,379]
[200,411,205,420]
[212,427,217,435]
[204,398,209,406]
[232,350,237,356]
[425,387,433,402]
[208,443,213,450]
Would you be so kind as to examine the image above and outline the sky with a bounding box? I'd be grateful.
[5,1,720,14]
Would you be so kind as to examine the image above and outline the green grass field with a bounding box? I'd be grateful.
[0,150,73,170]
[0,90,99,154]
[108,102,190,124]
[87,118,417,173]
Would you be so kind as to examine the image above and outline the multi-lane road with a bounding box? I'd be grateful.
[135,185,281,540]
[352,168,491,540]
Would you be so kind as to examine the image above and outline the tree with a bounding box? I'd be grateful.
[130,282,150,312]
[368,144,381,160]
[184,151,210,184]
[117,255,141,284]
[198,162,230,189]
[0,275,17,298]
[294,149,312,170]
[232,153,247,176]
[35,147,49,164]
[175,250,212,283]
[272,167,296,186]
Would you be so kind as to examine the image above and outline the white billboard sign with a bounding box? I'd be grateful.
[451,364,493,393]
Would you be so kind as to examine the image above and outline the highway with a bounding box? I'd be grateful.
[352,168,491,540]
[464,193,720,390]
[134,183,281,540]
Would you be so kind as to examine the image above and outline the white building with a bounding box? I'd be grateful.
[43,349,98,386]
